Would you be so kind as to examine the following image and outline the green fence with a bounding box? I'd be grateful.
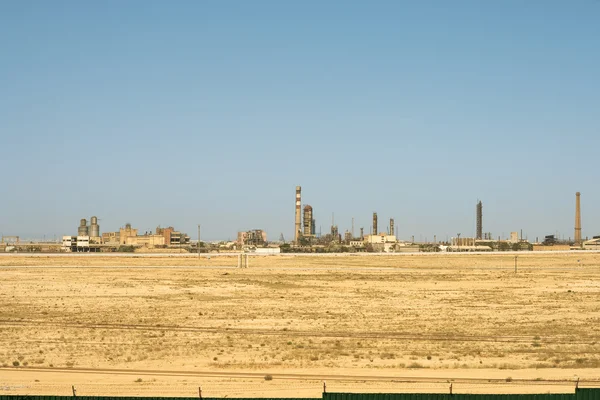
[323,389,600,400]
[0,398,315,400]
[1,390,599,400]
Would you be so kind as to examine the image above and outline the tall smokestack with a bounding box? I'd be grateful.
[575,192,582,246]
[476,201,483,240]
[295,186,301,243]
[372,212,378,236]
[390,218,394,238]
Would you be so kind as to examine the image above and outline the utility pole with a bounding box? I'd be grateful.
[198,224,201,258]
[514,255,518,273]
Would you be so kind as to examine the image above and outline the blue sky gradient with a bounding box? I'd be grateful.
[1,1,599,241]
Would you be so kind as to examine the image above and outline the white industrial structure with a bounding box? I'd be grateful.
[62,235,93,252]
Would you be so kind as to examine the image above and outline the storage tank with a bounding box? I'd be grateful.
[78,219,88,236]
[90,216,100,237]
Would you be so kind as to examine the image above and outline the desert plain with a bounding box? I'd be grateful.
[1,252,600,397]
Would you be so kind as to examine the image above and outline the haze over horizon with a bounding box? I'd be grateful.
[1,1,598,242]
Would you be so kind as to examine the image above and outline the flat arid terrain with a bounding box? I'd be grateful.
[1,252,599,397]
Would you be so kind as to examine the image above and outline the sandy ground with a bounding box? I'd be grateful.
[1,253,599,396]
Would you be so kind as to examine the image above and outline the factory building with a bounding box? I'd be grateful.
[344,230,352,243]
[168,230,190,245]
[62,235,100,252]
[583,237,600,250]
[363,233,397,252]
[364,233,397,244]
[446,244,493,252]
[451,237,477,247]
[509,232,520,243]
[102,231,119,244]
[237,229,267,247]
[119,224,138,244]
[446,236,492,252]
[62,236,75,251]
[303,205,315,237]
[349,240,365,248]
[63,216,102,251]
[127,234,165,247]
[99,224,189,248]
[156,226,190,245]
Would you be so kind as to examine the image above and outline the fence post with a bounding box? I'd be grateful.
[199,386,202,399]
[323,380,327,394]
[72,386,77,398]
[449,383,452,395]
[246,254,249,268]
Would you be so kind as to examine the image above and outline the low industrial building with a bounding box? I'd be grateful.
[244,247,281,254]
[126,234,166,247]
[451,237,477,246]
[237,229,267,247]
[445,245,493,252]
[583,237,600,250]
[102,231,119,244]
[62,236,100,252]
[364,234,396,244]
[533,244,571,251]
[363,234,397,252]
[349,240,365,248]
[509,232,520,243]
[100,224,190,248]
[156,226,190,245]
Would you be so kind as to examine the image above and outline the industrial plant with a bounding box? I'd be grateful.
[0,188,597,254]
[281,187,598,254]
[60,218,191,252]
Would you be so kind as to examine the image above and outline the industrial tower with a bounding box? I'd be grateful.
[372,212,378,236]
[303,205,314,236]
[476,201,483,240]
[575,192,582,246]
[294,186,302,244]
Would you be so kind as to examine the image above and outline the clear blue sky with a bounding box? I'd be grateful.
[1,1,598,242]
